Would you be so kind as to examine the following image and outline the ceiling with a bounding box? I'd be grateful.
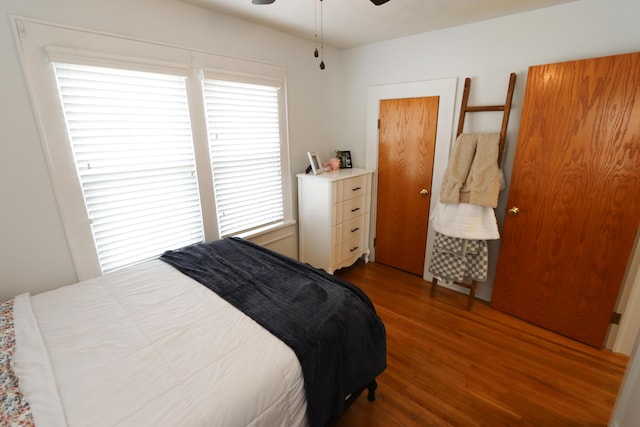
[181,0,578,49]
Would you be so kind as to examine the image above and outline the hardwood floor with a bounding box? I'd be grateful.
[334,261,628,427]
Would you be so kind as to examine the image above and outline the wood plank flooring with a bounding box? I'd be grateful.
[334,261,628,427]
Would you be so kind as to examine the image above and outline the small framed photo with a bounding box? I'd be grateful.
[338,150,352,169]
[307,151,323,175]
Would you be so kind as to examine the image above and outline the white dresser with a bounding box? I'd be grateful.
[297,168,373,274]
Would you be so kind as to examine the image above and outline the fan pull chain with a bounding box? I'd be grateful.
[313,0,319,58]
[319,0,325,69]
[313,0,325,69]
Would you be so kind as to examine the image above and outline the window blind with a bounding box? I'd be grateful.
[53,63,204,273]
[203,79,284,237]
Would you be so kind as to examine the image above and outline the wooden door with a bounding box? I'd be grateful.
[375,97,439,275]
[492,52,640,347]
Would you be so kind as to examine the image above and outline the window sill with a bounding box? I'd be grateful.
[234,220,296,243]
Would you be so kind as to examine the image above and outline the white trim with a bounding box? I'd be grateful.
[13,19,102,280]
[202,67,284,88]
[366,77,458,281]
[45,45,189,76]
[11,14,285,73]
[613,236,640,355]
[609,328,640,426]
[12,16,294,281]
[237,220,296,242]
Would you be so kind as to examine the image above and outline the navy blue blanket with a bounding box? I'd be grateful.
[160,237,386,427]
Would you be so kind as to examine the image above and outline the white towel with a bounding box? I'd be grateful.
[430,201,499,240]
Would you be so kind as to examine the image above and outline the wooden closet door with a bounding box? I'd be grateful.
[492,52,640,348]
[376,97,439,275]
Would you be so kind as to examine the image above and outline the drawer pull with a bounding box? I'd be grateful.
[351,227,360,233]
[352,186,362,191]
[350,246,359,252]
[351,207,360,212]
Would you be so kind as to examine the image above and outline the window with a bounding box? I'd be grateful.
[52,63,204,273]
[203,79,284,237]
[15,18,294,279]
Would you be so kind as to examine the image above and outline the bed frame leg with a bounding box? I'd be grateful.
[366,379,378,401]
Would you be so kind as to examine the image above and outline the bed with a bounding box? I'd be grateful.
[2,237,386,427]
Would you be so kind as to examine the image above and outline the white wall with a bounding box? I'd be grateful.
[0,0,345,300]
[341,0,640,304]
[610,329,640,427]
[607,229,640,427]
[2,0,640,419]
[2,0,639,356]
[342,0,640,367]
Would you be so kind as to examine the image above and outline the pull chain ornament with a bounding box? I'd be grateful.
[313,0,325,69]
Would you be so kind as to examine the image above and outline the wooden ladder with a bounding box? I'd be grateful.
[430,72,517,310]
[457,72,517,166]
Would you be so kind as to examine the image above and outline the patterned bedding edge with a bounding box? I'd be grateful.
[0,298,35,427]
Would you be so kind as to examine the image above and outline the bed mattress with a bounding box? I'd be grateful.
[12,259,308,426]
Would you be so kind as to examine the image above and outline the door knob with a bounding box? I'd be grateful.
[507,206,520,216]
[419,189,429,197]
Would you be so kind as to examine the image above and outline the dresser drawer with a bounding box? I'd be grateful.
[341,235,364,260]
[341,216,364,242]
[342,196,365,222]
[341,175,367,201]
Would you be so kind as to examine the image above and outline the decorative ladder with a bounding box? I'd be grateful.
[430,72,517,310]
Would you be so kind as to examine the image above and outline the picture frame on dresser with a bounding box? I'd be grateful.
[343,151,352,168]
[337,150,352,169]
[307,151,323,175]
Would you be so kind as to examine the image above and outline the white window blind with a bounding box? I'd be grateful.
[203,79,284,237]
[53,63,204,273]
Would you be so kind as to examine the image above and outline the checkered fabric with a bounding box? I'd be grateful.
[428,231,488,282]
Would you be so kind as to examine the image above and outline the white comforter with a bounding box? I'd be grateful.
[13,260,308,427]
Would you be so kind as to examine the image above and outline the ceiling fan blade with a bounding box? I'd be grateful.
[252,0,389,4]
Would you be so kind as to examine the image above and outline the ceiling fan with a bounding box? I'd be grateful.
[250,0,391,69]
[252,0,390,5]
